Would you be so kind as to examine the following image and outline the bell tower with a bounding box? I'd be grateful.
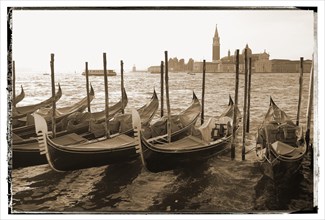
[212,24,220,61]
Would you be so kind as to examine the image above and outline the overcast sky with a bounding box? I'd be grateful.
[12,8,315,74]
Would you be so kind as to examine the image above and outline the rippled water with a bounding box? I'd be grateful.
[10,71,315,213]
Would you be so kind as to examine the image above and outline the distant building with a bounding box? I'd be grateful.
[219,45,272,73]
[148,65,161,73]
[270,59,312,73]
[219,44,311,73]
[148,58,195,73]
[193,61,219,73]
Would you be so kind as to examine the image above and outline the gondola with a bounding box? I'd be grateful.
[132,96,240,172]
[255,97,307,182]
[31,90,159,171]
[143,91,201,141]
[14,85,25,106]
[12,84,62,121]
[103,89,159,137]
[12,85,95,141]
[65,87,128,136]
[11,87,126,169]
[36,85,96,122]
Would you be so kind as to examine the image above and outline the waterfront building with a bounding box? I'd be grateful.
[193,61,219,73]
[219,44,311,73]
[148,65,161,73]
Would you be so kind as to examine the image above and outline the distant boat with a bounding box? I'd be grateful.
[82,69,117,76]
[187,72,195,75]
[43,73,50,75]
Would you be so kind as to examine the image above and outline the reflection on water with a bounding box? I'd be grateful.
[11,71,314,213]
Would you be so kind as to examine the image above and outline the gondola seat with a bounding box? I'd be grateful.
[198,118,216,142]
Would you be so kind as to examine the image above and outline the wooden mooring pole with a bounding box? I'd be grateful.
[165,51,171,143]
[103,53,110,139]
[120,60,125,114]
[13,60,16,107]
[242,48,248,161]
[231,49,240,160]
[201,60,206,125]
[160,61,164,117]
[246,57,252,133]
[296,57,304,126]
[85,62,91,113]
[50,54,56,138]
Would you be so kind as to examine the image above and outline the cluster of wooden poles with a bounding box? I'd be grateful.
[227,49,314,160]
[12,50,314,161]
[160,49,314,161]
[51,53,128,140]
[11,53,128,140]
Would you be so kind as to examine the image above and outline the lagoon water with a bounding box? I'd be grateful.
[10,71,315,213]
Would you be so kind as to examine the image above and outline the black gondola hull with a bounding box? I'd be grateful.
[46,139,139,171]
[256,97,307,183]
[12,149,47,169]
[259,151,304,182]
[141,138,231,172]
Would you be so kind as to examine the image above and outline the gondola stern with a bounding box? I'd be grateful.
[14,85,25,105]
[270,96,276,107]
[56,83,62,100]
[57,83,61,90]
[152,88,158,100]
[192,90,198,101]
[228,94,234,106]
[122,87,128,101]
[89,84,95,96]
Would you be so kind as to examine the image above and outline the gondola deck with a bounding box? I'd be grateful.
[49,133,135,151]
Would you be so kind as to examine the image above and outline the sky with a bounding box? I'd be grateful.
[11,8,315,74]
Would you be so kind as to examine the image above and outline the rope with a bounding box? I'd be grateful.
[245,146,257,154]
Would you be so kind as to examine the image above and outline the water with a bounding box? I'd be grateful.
[10,71,315,213]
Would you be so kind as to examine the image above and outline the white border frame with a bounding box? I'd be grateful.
[1,1,324,220]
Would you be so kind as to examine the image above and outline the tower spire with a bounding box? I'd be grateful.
[212,24,220,61]
[214,24,219,37]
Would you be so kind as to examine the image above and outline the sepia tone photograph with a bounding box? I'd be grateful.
[0,1,324,219]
